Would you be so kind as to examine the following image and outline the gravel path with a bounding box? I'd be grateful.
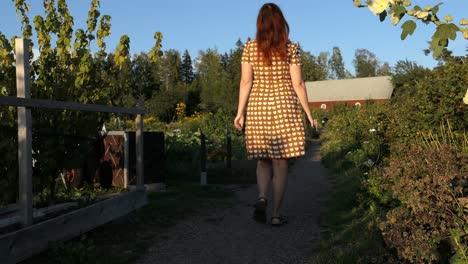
[136,142,331,264]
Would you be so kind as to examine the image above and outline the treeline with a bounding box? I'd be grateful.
[133,41,392,122]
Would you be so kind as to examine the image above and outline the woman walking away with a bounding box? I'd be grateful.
[234,3,314,226]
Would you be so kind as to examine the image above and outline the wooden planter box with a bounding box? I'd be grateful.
[0,190,146,263]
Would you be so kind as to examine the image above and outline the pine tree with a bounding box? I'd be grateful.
[181,49,194,84]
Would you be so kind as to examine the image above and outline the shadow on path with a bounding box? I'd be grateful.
[136,141,331,264]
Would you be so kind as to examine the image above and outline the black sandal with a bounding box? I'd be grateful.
[270,215,287,226]
[253,197,267,223]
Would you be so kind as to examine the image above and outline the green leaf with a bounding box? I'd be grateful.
[401,20,417,40]
[390,5,406,25]
[432,3,443,14]
[434,23,459,40]
[430,36,444,58]
[391,5,406,17]
[379,10,387,22]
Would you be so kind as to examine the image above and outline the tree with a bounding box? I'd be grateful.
[317,52,330,80]
[300,47,329,81]
[328,47,347,79]
[377,61,392,76]
[181,49,194,84]
[159,49,182,91]
[180,49,199,115]
[195,48,229,111]
[221,39,244,112]
[300,48,317,81]
[132,52,160,99]
[145,49,185,122]
[391,59,430,96]
[353,0,468,58]
[353,48,379,77]
[146,88,183,122]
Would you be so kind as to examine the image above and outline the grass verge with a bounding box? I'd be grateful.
[309,165,392,264]
[23,181,235,264]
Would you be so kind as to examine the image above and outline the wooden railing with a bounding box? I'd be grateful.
[0,38,145,227]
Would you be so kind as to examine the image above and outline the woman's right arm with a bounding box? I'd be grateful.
[234,63,253,131]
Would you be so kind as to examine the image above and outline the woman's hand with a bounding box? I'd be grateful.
[306,114,316,129]
[234,114,245,132]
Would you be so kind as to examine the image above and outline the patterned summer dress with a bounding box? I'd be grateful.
[241,40,305,160]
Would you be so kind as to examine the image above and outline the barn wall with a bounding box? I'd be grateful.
[308,99,389,111]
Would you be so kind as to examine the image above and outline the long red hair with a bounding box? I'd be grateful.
[256,3,289,65]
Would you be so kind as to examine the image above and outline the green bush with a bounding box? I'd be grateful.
[321,103,388,170]
[379,144,467,263]
[319,54,468,263]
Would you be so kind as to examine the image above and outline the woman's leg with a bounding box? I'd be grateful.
[271,159,288,217]
[256,159,272,199]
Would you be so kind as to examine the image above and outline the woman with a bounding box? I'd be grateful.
[234,3,314,226]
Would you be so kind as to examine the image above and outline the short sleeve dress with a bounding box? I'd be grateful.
[241,40,305,160]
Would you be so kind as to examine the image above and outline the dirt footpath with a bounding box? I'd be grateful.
[136,141,331,264]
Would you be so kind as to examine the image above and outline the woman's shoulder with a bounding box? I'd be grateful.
[245,39,257,46]
[287,40,300,55]
[242,40,258,52]
[287,40,299,48]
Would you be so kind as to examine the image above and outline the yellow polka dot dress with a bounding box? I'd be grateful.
[241,40,305,160]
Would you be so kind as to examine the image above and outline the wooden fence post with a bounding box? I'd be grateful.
[124,132,129,189]
[226,130,231,169]
[15,38,33,227]
[135,98,144,190]
[200,132,207,185]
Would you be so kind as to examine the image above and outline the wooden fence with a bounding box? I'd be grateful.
[0,38,146,263]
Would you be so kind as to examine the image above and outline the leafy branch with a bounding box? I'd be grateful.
[353,0,468,58]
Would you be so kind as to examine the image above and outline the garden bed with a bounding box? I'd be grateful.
[0,190,146,263]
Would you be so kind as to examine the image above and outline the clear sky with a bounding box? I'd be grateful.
[1,0,467,74]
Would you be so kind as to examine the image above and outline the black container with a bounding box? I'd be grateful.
[127,131,165,184]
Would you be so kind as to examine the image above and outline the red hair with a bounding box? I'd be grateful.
[256,3,289,65]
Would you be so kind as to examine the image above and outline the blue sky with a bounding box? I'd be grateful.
[1,0,467,74]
